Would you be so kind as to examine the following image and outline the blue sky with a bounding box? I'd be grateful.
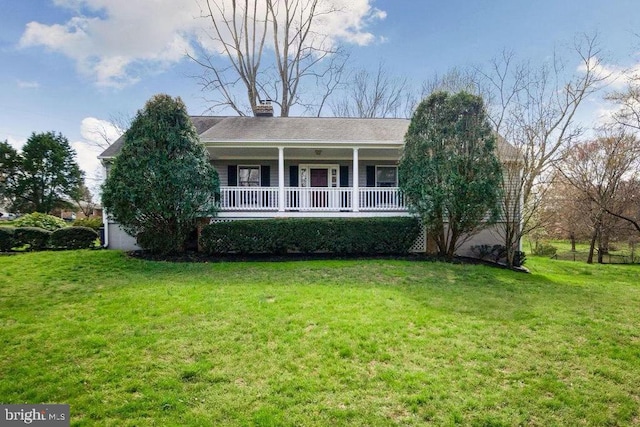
[1,0,639,182]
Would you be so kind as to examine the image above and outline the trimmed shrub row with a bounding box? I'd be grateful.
[0,227,15,252]
[200,217,421,255]
[0,226,98,252]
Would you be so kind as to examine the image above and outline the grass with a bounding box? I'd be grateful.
[526,239,639,264]
[1,251,639,426]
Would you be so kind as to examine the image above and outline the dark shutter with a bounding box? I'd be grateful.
[339,165,349,187]
[228,165,237,186]
[289,165,299,187]
[366,166,376,187]
[261,165,270,186]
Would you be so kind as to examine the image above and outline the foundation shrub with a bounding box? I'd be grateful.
[200,217,421,255]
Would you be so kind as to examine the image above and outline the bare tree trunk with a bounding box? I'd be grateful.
[193,0,347,116]
[597,226,604,264]
[587,226,598,264]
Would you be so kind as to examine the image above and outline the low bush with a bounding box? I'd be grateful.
[14,227,51,251]
[532,242,557,257]
[0,227,16,252]
[471,244,527,267]
[50,227,99,249]
[13,213,67,231]
[72,217,103,230]
[471,244,494,260]
[200,217,421,256]
[513,250,527,267]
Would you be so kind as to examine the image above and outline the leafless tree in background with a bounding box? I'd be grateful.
[330,62,411,118]
[420,67,485,99]
[605,34,640,131]
[558,130,640,262]
[192,0,349,116]
[82,113,129,151]
[475,34,609,266]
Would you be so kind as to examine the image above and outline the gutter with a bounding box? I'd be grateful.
[102,205,109,248]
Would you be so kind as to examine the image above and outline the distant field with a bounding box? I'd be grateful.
[1,250,639,426]
[525,239,639,264]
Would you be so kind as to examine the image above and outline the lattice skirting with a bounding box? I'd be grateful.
[409,221,426,253]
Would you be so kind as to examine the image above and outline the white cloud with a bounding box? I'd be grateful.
[4,135,27,151]
[578,57,640,91]
[72,117,123,191]
[19,0,386,87]
[80,117,123,147]
[71,139,102,178]
[17,80,40,89]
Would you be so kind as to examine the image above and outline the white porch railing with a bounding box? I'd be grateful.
[359,187,406,211]
[219,187,279,210]
[219,186,406,212]
[285,187,352,211]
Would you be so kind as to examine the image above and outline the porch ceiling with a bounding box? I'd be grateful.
[207,146,402,161]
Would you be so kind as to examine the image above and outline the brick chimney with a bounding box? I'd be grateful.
[254,99,274,117]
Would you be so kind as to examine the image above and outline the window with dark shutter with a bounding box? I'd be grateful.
[261,165,271,187]
[228,165,238,186]
[289,165,299,187]
[366,166,375,187]
[339,165,349,187]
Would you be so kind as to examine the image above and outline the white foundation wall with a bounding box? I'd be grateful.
[106,222,140,251]
[104,219,512,256]
[454,224,508,257]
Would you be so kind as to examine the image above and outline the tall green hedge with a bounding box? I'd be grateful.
[0,227,15,252]
[50,226,99,249]
[200,217,421,255]
[14,227,51,251]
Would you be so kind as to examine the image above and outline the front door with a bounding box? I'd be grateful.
[310,168,329,207]
[310,168,328,187]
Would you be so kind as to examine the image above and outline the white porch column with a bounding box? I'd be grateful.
[352,147,359,212]
[278,147,285,212]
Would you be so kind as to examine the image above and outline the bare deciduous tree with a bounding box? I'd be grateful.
[476,34,609,266]
[558,130,640,263]
[330,62,412,118]
[192,0,349,116]
[608,75,640,131]
[82,113,129,150]
[540,172,592,251]
[606,34,640,131]
[420,67,485,99]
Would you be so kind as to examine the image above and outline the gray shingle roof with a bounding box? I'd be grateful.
[98,116,228,159]
[199,117,410,142]
[98,116,516,160]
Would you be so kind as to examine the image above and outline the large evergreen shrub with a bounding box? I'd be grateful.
[399,91,503,259]
[102,94,219,255]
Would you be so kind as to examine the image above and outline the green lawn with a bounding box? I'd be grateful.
[1,251,639,426]
[526,239,639,264]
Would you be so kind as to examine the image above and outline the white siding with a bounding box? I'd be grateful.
[212,160,398,187]
[107,222,140,251]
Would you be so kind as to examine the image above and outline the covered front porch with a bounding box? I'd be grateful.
[207,142,408,215]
